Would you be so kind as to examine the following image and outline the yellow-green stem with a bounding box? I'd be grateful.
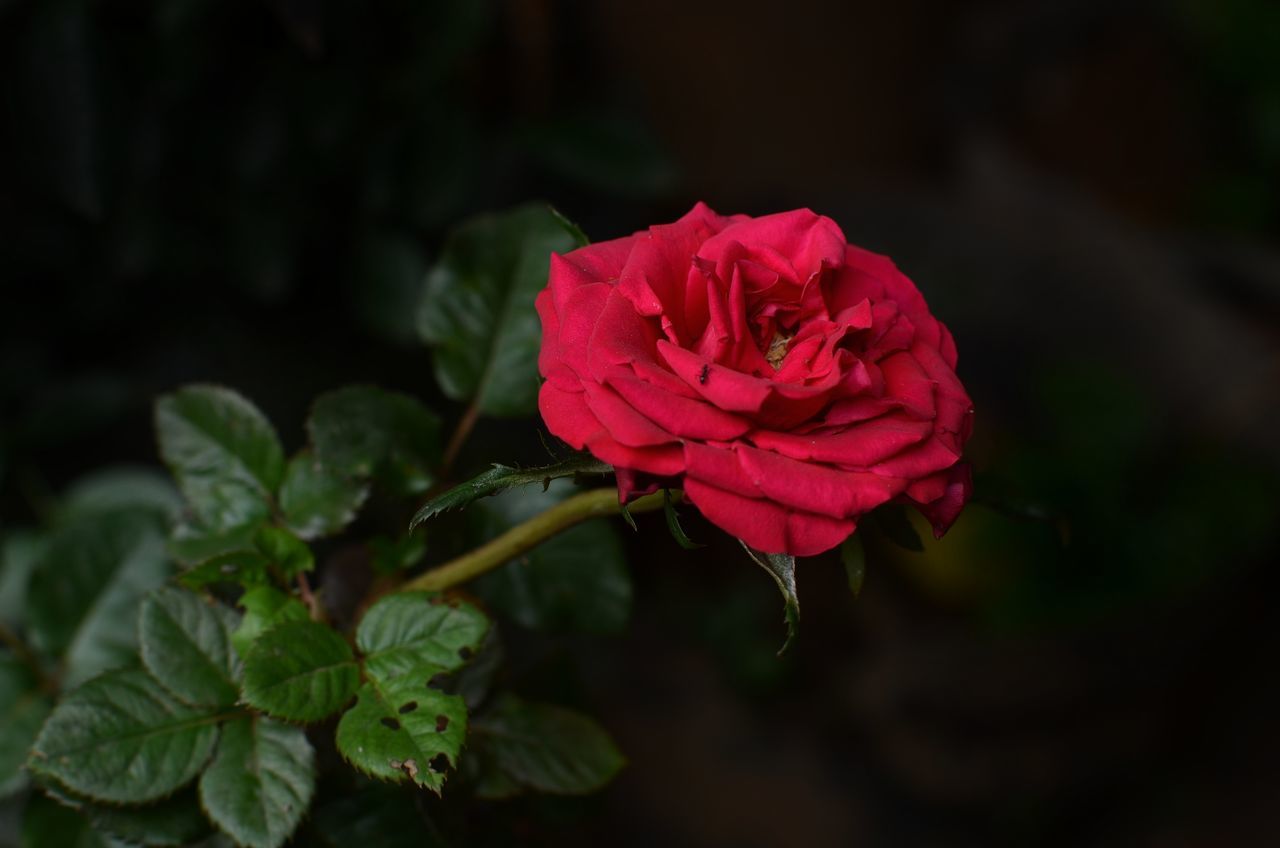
[400,488,672,593]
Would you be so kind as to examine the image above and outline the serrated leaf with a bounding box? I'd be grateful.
[308,386,441,497]
[0,656,51,797]
[470,695,624,798]
[232,588,309,660]
[739,542,799,657]
[169,520,263,569]
[278,449,370,540]
[873,505,924,552]
[27,510,171,686]
[335,677,467,793]
[178,550,271,592]
[241,621,359,723]
[357,592,488,684]
[416,204,579,416]
[840,534,866,598]
[311,783,441,848]
[198,717,315,848]
[252,526,313,578]
[42,783,212,847]
[139,588,241,708]
[28,668,222,804]
[409,452,612,530]
[155,386,285,531]
[663,488,703,550]
[469,482,630,634]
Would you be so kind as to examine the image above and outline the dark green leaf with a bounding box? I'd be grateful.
[168,520,263,569]
[469,482,630,634]
[739,542,799,657]
[840,534,866,598]
[369,533,427,576]
[41,783,212,847]
[308,386,441,497]
[357,592,489,684]
[27,510,171,686]
[409,453,611,530]
[471,695,624,798]
[547,205,589,248]
[241,621,359,723]
[178,550,271,592]
[278,449,369,540]
[198,717,315,848]
[0,532,46,630]
[663,489,703,550]
[452,627,504,712]
[311,783,442,848]
[232,588,309,660]
[252,526,314,578]
[335,677,468,793]
[0,656,51,797]
[154,386,285,531]
[416,204,579,416]
[60,468,182,526]
[20,793,117,848]
[139,588,241,708]
[28,668,221,804]
[873,505,925,552]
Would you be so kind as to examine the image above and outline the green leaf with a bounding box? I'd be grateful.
[334,676,468,793]
[0,532,46,630]
[739,542,799,657]
[139,588,241,708]
[155,385,285,530]
[198,717,315,848]
[169,520,263,568]
[27,510,171,686]
[308,386,441,497]
[0,656,51,797]
[663,489,704,550]
[469,482,630,634]
[470,695,624,798]
[178,550,271,592]
[241,621,359,723]
[278,449,370,540]
[28,669,221,804]
[252,526,314,578]
[232,588,309,660]
[60,468,182,526]
[840,534,867,598]
[369,533,427,576]
[416,204,579,416]
[547,205,590,248]
[409,452,612,530]
[41,783,212,847]
[20,793,121,848]
[311,783,442,848]
[873,505,924,552]
[357,592,489,684]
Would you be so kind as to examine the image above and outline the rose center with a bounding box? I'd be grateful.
[765,331,793,370]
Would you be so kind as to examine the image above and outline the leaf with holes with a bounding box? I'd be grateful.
[199,716,315,848]
[26,509,171,686]
[232,587,310,660]
[139,587,241,708]
[155,385,284,531]
[416,204,580,416]
[470,695,624,798]
[335,675,468,793]
[357,592,489,684]
[739,542,799,657]
[278,449,369,540]
[409,452,611,530]
[28,668,221,803]
[308,386,441,497]
[0,656,50,797]
[241,621,359,723]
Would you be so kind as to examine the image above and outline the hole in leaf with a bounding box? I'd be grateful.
[399,701,418,714]
[427,674,448,690]
[458,646,473,661]
[380,717,401,731]
[435,714,449,732]
[429,754,449,773]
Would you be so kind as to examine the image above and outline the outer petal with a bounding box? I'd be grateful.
[683,479,854,556]
[909,462,973,538]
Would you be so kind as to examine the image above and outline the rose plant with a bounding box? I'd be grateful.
[0,203,971,847]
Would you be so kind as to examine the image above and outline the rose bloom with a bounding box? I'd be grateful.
[535,204,974,556]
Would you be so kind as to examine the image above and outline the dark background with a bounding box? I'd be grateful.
[3,0,1280,845]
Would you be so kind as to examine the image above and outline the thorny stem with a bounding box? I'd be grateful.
[400,488,673,593]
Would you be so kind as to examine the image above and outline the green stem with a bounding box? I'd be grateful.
[400,488,672,593]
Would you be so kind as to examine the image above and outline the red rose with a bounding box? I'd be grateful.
[535,204,974,556]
